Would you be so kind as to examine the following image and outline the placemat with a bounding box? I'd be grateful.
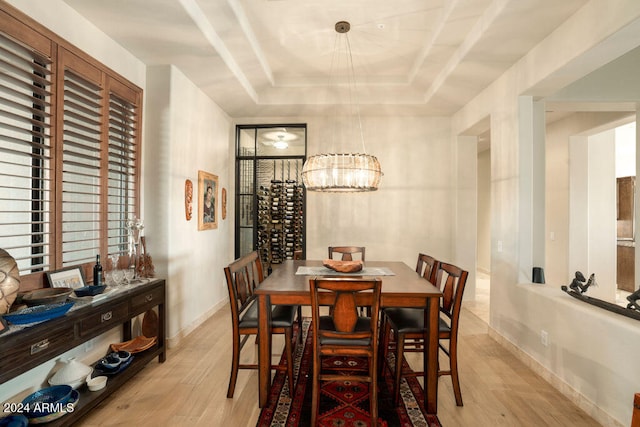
[296,266,395,276]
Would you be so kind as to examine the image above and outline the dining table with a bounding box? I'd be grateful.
[255,259,443,414]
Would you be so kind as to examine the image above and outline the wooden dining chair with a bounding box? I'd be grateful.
[381,262,468,406]
[415,253,439,283]
[328,246,366,261]
[310,277,382,426]
[224,251,299,398]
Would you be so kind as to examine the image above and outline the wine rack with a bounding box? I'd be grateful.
[257,176,304,269]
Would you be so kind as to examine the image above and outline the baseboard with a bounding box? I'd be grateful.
[166,298,228,349]
[487,326,623,427]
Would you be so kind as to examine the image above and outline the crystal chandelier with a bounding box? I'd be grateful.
[301,21,383,192]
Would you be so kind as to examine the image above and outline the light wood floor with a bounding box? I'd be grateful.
[80,306,601,426]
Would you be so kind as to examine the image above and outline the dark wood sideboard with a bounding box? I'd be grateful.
[0,278,166,425]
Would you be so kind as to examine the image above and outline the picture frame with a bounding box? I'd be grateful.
[198,170,218,230]
[46,266,86,289]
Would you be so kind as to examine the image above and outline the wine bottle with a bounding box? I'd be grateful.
[93,255,103,286]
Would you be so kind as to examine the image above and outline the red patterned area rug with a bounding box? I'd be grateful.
[257,319,442,427]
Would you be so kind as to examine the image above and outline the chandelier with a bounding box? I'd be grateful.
[301,21,383,192]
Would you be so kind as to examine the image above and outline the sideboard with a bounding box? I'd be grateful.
[0,278,166,425]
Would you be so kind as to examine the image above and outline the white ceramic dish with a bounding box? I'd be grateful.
[48,358,93,390]
[86,375,107,391]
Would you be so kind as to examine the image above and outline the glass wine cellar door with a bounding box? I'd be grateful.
[235,125,307,270]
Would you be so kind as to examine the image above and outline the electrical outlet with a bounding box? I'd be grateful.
[541,330,549,347]
[497,240,503,252]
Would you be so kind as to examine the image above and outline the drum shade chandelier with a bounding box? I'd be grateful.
[301,21,383,192]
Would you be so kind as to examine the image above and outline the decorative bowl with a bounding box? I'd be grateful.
[111,335,157,353]
[3,302,74,325]
[22,288,72,307]
[0,414,29,427]
[48,358,93,390]
[97,354,120,370]
[73,285,106,297]
[26,390,78,424]
[86,375,107,392]
[113,350,132,363]
[21,385,73,418]
[322,259,364,273]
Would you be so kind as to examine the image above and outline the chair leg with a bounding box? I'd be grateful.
[284,327,294,394]
[370,353,378,426]
[311,352,320,426]
[449,338,463,406]
[378,317,390,379]
[393,332,405,406]
[296,306,303,344]
[227,331,241,398]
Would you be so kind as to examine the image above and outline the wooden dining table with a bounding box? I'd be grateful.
[255,259,443,414]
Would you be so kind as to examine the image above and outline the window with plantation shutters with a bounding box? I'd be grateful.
[0,5,143,288]
[0,30,53,275]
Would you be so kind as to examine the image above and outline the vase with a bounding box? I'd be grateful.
[0,248,20,314]
[126,218,144,280]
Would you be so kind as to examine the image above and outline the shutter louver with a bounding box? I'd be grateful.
[0,32,52,274]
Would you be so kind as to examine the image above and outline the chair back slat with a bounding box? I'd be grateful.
[332,292,359,332]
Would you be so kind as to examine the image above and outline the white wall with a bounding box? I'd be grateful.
[145,65,233,344]
[451,1,640,425]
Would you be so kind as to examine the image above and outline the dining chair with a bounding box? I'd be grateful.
[381,262,468,406]
[310,277,382,426]
[224,251,300,398]
[328,246,366,261]
[380,252,441,368]
[415,253,438,283]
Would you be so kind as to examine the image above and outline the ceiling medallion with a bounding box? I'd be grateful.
[301,21,383,193]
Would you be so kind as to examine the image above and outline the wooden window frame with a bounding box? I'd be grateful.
[0,3,143,290]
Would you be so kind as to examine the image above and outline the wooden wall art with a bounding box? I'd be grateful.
[185,179,193,221]
[222,188,227,220]
[198,170,218,230]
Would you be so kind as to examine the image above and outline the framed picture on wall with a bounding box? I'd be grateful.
[198,170,218,230]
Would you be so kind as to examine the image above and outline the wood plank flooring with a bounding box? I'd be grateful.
[80,306,601,426]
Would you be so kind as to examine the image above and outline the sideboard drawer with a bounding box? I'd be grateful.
[78,302,129,337]
[0,323,75,378]
[130,286,164,314]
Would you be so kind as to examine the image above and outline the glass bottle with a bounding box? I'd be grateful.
[93,255,102,287]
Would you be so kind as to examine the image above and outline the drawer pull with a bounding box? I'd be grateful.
[30,339,49,355]
[145,294,153,302]
[101,311,113,322]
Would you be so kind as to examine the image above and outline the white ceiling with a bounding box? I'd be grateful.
[61,0,589,118]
